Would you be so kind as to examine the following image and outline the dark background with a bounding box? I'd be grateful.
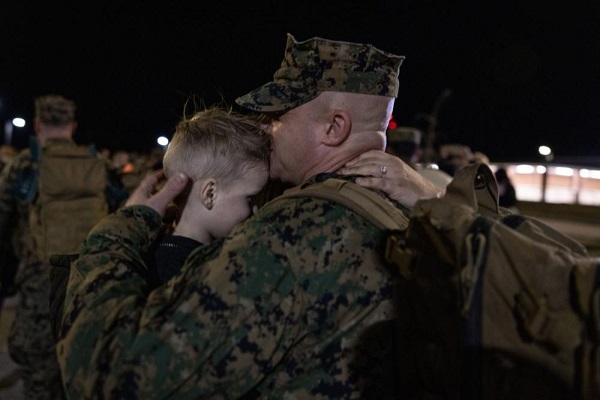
[1,1,599,164]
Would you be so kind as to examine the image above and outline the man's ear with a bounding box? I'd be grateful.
[199,178,217,210]
[323,109,351,145]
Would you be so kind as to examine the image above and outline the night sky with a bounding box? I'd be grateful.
[1,1,599,165]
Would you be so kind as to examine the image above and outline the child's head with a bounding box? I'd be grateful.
[163,106,271,241]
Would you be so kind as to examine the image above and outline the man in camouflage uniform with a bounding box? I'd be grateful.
[57,34,440,398]
[0,95,84,400]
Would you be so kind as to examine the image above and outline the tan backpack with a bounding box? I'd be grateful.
[28,142,108,263]
[279,167,600,400]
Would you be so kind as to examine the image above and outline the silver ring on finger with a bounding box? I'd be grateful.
[380,165,388,177]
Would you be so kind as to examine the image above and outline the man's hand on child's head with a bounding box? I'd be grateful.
[126,169,189,216]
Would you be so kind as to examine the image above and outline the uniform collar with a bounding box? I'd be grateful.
[43,137,76,148]
[301,173,411,215]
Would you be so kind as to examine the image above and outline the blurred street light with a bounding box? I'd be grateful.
[538,145,554,162]
[4,117,26,145]
[538,145,554,202]
[157,136,169,147]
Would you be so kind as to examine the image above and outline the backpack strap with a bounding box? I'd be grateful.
[444,162,500,217]
[12,136,41,203]
[30,135,42,162]
[88,143,98,157]
[280,178,409,231]
[279,178,412,270]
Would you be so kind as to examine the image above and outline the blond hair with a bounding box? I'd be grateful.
[163,106,271,188]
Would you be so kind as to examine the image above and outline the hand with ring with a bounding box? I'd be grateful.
[338,150,443,209]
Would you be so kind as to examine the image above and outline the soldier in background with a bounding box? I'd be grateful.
[0,95,82,399]
[0,144,19,297]
[0,95,116,399]
[495,166,519,213]
[386,125,453,188]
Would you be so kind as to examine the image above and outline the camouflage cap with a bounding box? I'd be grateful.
[34,95,76,125]
[387,126,422,145]
[235,33,405,112]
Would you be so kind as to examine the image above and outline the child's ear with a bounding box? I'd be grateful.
[200,178,217,210]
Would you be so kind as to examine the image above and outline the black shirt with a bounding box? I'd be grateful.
[154,235,201,283]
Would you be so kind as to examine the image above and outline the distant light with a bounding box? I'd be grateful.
[536,165,546,174]
[515,164,535,174]
[12,118,25,128]
[157,136,169,146]
[580,169,600,180]
[387,114,397,130]
[553,167,573,177]
[538,145,551,156]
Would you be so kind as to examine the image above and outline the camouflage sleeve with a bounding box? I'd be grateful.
[0,155,24,248]
[60,205,163,311]
[0,157,15,238]
[58,196,393,399]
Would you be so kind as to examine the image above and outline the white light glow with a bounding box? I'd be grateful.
[538,145,551,156]
[580,169,600,180]
[515,164,536,174]
[12,118,25,127]
[553,167,573,177]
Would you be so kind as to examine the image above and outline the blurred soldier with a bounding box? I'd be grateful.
[0,144,19,297]
[437,143,475,176]
[495,166,519,213]
[0,94,109,399]
[386,125,453,188]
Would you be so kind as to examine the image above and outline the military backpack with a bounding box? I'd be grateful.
[279,165,600,400]
[15,137,108,263]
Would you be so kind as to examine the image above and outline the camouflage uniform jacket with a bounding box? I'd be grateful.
[58,174,403,399]
[0,142,44,264]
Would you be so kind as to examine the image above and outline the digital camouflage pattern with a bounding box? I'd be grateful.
[235,33,405,112]
[58,175,401,399]
[0,149,37,263]
[0,140,68,400]
[7,260,65,399]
